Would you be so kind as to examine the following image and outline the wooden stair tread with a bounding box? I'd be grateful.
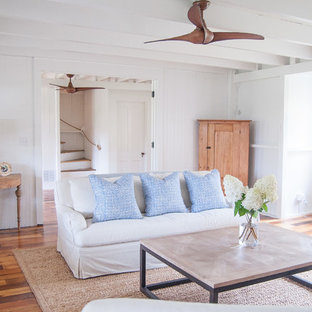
[61,158,91,163]
[61,168,96,172]
[61,150,84,154]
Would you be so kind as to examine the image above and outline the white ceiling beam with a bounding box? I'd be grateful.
[234,60,312,83]
[214,39,312,61]
[0,33,258,70]
[0,17,288,66]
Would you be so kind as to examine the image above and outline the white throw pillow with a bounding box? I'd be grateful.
[133,175,145,213]
[69,176,119,218]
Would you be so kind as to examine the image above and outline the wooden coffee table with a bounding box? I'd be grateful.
[140,223,312,303]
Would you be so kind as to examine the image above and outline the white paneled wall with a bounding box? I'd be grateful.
[0,55,36,229]
[84,89,110,173]
[283,73,312,217]
[234,77,285,217]
[41,84,58,190]
[162,69,230,171]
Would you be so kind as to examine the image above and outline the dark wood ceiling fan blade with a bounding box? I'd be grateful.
[49,83,66,88]
[145,29,205,44]
[74,87,106,91]
[187,1,205,29]
[211,32,264,43]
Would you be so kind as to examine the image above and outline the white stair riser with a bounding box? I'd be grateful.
[61,160,91,171]
[61,151,85,161]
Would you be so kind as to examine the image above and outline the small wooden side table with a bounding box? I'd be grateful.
[0,174,22,230]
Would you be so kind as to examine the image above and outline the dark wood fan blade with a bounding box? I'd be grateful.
[49,83,66,88]
[74,87,106,92]
[187,1,204,29]
[145,29,205,44]
[211,32,264,43]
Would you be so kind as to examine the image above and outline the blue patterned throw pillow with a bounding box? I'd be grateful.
[140,172,188,217]
[89,174,142,223]
[184,170,228,213]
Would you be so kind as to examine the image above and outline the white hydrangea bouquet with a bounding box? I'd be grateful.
[223,175,278,247]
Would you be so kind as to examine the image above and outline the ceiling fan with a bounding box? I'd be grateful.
[49,74,105,94]
[145,0,264,45]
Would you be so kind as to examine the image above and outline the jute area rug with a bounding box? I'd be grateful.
[14,246,312,312]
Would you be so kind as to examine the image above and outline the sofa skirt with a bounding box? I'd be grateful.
[58,236,165,279]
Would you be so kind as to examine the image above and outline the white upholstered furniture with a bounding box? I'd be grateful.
[55,172,238,279]
[82,299,312,312]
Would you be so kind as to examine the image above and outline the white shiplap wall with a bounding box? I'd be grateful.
[233,76,285,218]
[283,73,312,217]
[161,69,230,171]
[0,55,36,229]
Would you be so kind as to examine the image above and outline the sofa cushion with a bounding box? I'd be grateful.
[140,172,188,217]
[89,174,142,222]
[74,208,237,247]
[184,169,228,213]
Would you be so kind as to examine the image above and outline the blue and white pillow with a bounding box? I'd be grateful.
[140,172,188,217]
[89,174,142,223]
[184,170,228,213]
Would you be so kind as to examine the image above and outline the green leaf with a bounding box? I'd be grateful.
[262,203,268,212]
[234,205,239,216]
[234,200,242,216]
[252,211,259,218]
[238,207,249,216]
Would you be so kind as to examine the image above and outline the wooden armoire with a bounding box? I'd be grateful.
[198,120,250,186]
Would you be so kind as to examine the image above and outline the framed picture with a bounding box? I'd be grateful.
[0,162,12,176]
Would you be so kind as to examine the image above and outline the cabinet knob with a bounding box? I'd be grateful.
[206,146,211,150]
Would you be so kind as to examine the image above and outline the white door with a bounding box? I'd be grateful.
[109,90,151,173]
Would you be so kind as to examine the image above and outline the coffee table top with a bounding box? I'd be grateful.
[141,223,312,289]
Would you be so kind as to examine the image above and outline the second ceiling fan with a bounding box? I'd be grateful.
[50,74,105,94]
[145,0,264,45]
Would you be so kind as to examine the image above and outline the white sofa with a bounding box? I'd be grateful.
[55,171,238,279]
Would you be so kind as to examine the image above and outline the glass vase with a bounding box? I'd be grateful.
[239,214,259,247]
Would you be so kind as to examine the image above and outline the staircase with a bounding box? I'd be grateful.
[60,150,95,172]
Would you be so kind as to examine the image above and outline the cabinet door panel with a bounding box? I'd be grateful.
[214,127,234,181]
[198,120,250,186]
[198,121,208,170]
[207,123,215,171]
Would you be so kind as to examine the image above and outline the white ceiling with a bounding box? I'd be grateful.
[1,0,312,71]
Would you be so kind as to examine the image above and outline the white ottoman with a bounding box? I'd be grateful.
[82,298,311,312]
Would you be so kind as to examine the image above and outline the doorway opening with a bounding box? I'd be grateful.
[40,72,156,221]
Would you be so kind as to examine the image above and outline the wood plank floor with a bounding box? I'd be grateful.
[0,200,312,311]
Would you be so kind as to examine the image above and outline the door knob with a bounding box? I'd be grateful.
[141,152,145,157]
[206,146,211,150]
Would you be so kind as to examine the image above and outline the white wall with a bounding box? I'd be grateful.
[41,84,58,190]
[84,89,109,172]
[233,77,285,218]
[283,73,312,217]
[161,69,230,171]
[0,55,36,229]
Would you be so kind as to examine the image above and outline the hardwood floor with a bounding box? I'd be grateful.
[0,199,57,312]
[0,199,311,311]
